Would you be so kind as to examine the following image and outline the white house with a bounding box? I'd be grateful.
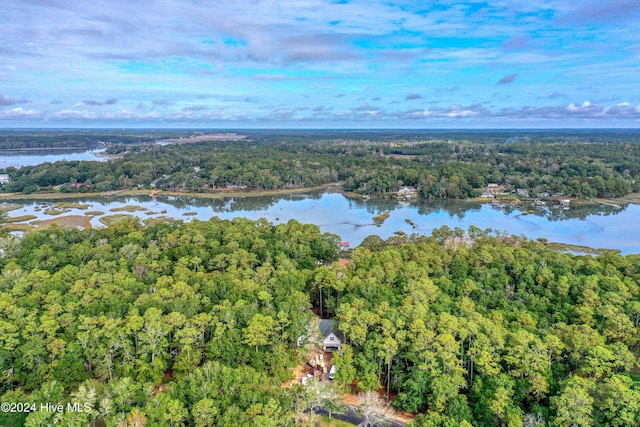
[319,319,342,352]
[396,186,417,200]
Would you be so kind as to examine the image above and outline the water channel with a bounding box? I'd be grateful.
[2,191,638,255]
[0,148,106,168]
[1,146,638,254]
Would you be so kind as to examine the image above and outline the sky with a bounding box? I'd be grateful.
[1,0,640,128]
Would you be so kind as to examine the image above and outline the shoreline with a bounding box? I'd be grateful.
[1,186,638,207]
[0,146,101,152]
[0,183,341,201]
[1,187,638,256]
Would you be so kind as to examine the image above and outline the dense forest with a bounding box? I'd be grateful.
[331,228,640,426]
[0,217,639,426]
[0,217,340,426]
[1,130,639,200]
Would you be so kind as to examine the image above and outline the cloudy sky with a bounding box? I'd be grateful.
[1,0,640,128]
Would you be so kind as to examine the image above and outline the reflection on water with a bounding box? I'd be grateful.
[2,191,639,254]
[163,194,283,212]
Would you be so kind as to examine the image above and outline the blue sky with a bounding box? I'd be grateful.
[1,0,639,128]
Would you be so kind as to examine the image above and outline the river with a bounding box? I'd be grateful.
[0,148,106,168]
[2,191,638,255]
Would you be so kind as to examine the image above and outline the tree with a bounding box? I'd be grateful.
[358,391,394,427]
[138,308,169,383]
[243,314,275,353]
[595,374,640,426]
[552,376,594,427]
[163,398,188,427]
[121,408,148,427]
[304,377,345,418]
[333,344,357,392]
[394,369,431,413]
[523,413,546,427]
[191,398,219,427]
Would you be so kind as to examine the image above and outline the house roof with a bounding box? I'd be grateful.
[319,319,343,341]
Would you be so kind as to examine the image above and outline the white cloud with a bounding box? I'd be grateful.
[0,107,40,118]
[54,109,97,119]
[2,0,639,127]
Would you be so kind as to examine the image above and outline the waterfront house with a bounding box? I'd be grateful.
[396,186,418,200]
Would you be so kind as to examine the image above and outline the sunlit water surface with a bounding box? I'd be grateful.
[3,191,638,254]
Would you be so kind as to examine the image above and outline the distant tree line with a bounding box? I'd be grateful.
[2,131,640,199]
[0,130,202,150]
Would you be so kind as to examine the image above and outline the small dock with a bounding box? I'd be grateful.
[595,200,621,209]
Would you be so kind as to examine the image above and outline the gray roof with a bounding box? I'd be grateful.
[319,319,343,341]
